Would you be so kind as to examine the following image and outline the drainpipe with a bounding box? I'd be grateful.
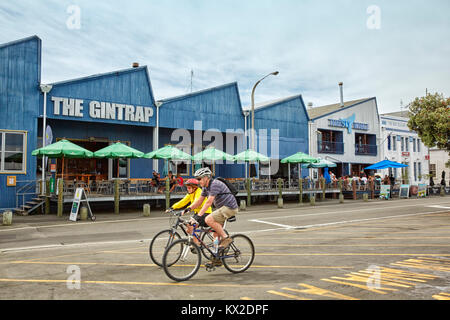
[244,111,249,179]
[154,101,162,172]
[39,84,53,195]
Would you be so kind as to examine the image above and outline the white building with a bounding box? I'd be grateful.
[429,148,450,186]
[379,111,429,184]
[308,96,381,178]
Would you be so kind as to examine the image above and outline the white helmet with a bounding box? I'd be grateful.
[194,167,212,178]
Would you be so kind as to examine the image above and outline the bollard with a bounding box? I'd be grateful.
[45,179,50,215]
[299,178,303,204]
[352,180,357,200]
[143,203,151,217]
[321,177,326,201]
[114,179,120,214]
[440,186,445,197]
[2,211,12,226]
[339,193,345,203]
[310,194,316,206]
[57,179,63,217]
[363,193,369,202]
[277,178,283,198]
[277,197,284,208]
[80,206,88,221]
[165,179,170,210]
[240,199,246,211]
[246,178,251,207]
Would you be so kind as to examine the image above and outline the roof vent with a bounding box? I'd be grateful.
[132,62,139,68]
[339,82,344,107]
[307,102,313,109]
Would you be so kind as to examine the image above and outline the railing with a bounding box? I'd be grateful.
[355,144,377,156]
[317,140,344,154]
[16,180,42,209]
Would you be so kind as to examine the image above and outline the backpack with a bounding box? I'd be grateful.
[214,177,238,201]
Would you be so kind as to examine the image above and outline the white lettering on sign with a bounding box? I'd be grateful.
[52,97,154,123]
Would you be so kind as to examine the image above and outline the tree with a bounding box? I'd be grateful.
[407,92,450,167]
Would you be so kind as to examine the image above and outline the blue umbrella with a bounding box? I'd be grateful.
[365,160,408,170]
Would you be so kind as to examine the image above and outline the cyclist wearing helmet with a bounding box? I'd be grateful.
[166,178,212,246]
[188,167,238,250]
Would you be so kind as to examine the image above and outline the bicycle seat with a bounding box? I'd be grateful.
[227,216,236,223]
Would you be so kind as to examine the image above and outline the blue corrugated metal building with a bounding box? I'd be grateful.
[0,35,311,211]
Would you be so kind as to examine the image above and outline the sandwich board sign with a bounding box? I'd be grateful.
[379,185,390,199]
[399,184,410,199]
[69,188,95,221]
[418,184,427,197]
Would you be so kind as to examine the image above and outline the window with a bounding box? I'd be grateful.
[0,130,27,173]
[418,162,422,180]
[417,139,421,152]
[405,137,409,152]
[387,135,391,150]
[414,162,417,181]
[430,164,436,178]
[401,137,404,151]
[392,136,396,151]
[413,138,416,152]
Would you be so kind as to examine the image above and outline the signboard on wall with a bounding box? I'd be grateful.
[6,176,16,187]
[51,96,154,124]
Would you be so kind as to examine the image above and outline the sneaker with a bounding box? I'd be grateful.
[210,258,222,267]
[219,237,233,249]
[189,246,198,254]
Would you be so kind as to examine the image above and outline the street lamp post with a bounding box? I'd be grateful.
[40,84,53,195]
[250,71,279,151]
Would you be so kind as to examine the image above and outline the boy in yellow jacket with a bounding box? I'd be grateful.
[166,179,212,245]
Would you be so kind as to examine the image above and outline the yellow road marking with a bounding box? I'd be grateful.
[432,292,450,300]
[100,251,450,256]
[6,260,353,270]
[266,290,311,300]
[0,278,273,288]
[285,284,359,300]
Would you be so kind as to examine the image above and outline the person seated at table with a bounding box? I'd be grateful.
[174,173,184,191]
[158,171,177,193]
[151,170,161,188]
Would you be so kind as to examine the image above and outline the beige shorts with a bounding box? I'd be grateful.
[210,206,238,225]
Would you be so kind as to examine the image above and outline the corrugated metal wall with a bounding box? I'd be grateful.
[254,95,310,159]
[0,36,41,209]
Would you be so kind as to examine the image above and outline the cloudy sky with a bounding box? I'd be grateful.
[1,0,449,113]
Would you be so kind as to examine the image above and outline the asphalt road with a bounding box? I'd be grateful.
[0,196,449,301]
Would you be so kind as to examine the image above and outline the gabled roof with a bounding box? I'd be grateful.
[307,97,375,120]
[242,94,302,112]
[381,111,410,118]
[0,35,41,49]
[48,65,156,105]
[157,81,244,114]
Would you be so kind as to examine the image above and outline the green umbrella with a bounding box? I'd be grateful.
[301,158,337,168]
[143,145,192,160]
[192,147,234,162]
[234,149,270,179]
[233,149,270,163]
[144,145,192,177]
[32,139,93,158]
[281,152,318,164]
[94,142,144,178]
[281,152,319,187]
[32,139,93,181]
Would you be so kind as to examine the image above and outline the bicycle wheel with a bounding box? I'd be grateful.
[222,234,255,273]
[200,229,229,260]
[162,239,202,282]
[149,229,181,267]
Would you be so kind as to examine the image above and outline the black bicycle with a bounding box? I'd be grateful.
[148,209,231,267]
[161,215,255,282]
